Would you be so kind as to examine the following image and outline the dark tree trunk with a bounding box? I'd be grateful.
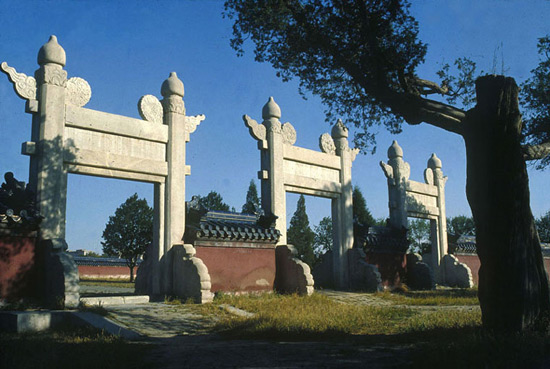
[463,75,550,332]
[129,265,135,283]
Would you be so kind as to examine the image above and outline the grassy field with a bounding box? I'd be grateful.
[375,287,480,306]
[79,278,135,289]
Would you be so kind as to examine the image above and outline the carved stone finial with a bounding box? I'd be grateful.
[331,119,348,139]
[428,153,442,169]
[37,35,66,67]
[161,72,185,98]
[262,97,281,120]
[388,140,403,159]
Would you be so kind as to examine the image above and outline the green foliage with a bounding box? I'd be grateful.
[447,215,476,236]
[352,186,375,227]
[314,216,332,256]
[197,191,231,212]
[224,0,427,153]
[521,36,550,169]
[287,195,315,266]
[436,57,478,108]
[101,194,153,282]
[241,179,261,214]
[536,211,550,243]
[408,218,430,254]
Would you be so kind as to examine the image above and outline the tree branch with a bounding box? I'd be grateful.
[523,142,550,161]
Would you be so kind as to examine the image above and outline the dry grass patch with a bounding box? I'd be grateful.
[376,288,479,306]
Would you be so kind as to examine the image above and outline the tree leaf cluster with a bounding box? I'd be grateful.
[101,193,153,281]
[242,180,261,214]
[196,191,232,212]
[287,195,316,266]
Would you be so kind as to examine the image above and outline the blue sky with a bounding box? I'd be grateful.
[1,0,549,254]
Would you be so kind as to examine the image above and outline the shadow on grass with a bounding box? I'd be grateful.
[0,324,152,369]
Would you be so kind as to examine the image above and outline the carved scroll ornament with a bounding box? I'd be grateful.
[1,62,37,100]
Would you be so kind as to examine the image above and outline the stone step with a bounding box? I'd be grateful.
[80,295,150,306]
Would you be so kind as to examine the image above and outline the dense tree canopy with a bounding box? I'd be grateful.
[287,195,316,266]
[408,218,430,254]
[101,194,153,282]
[447,215,476,236]
[352,186,375,227]
[242,180,261,214]
[196,191,231,212]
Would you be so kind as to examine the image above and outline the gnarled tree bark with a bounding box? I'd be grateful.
[463,75,550,332]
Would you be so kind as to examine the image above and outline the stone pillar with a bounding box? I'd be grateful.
[32,36,78,307]
[428,153,448,283]
[160,72,187,294]
[381,141,409,230]
[259,97,287,245]
[331,120,354,289]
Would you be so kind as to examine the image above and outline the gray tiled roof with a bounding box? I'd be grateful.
[187,210,280,243]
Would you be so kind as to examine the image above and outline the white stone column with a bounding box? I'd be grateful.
[33,36,69,247]
[161,72,187,294]
[428,153,448,283]
[381,141,409,230]
[331,120,354,289]
[260,98,287,245]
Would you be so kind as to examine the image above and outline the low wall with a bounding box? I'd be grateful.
[195,242,276,293]
[455,253,550,286]
[77,265,134,280]
[364,252,407,287]
[0,235,40,300]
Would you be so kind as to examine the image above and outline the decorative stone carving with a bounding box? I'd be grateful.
[66,77,91,107]
[138,94,163,123]
[424,167,434,185]
[350,148,359,162]
[267,120,282,134]
[185,114,206,134]
[282,122,297,145]
[319,133,336,155]
[37,67,67,87]
[1,62,37,100]
[380,161,394,183]
[162,99,185,115]
[243,115,266,141]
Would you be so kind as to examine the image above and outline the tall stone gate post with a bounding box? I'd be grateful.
[27,36,78,307]
[427,153,448,283]
[331,121,354,288]
[259,97,287,245]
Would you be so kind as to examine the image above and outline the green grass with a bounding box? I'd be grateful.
[0,324,151,369]
[193,293,481,340]
[79,278,135,289]
[375,288,479,306]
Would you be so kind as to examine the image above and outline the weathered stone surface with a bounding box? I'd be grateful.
[171,244,213,303]
[443,254,474,288]
[275,245,314,295]
[348,248,382,292]
[245,98,357,289]
[405,253,435,290]
[380,141,448,284]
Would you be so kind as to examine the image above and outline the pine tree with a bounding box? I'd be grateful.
[314,216,333,256]
[287,195,315,266]
[242,180,260,214]
[197,191,230,212]
[352,186,375,227]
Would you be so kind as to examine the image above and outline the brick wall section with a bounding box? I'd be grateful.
[0,236,40,300]
[78,265,135,280]
[454,254,550,286]
[195,245,276,293]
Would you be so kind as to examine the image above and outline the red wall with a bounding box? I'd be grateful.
[78,265,135,280]
[365,252,407,287]
[454,253,550,286]
[0,236,39,300]
[195,245,276,293]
